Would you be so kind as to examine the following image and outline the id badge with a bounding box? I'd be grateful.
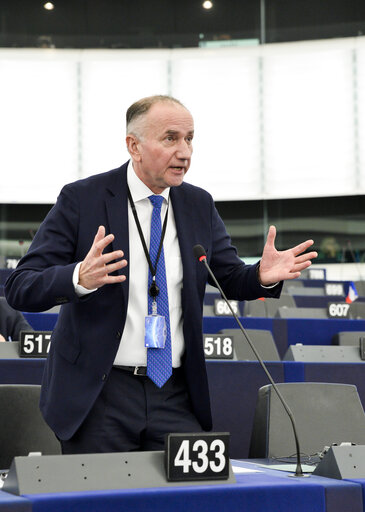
[145,315,166,348]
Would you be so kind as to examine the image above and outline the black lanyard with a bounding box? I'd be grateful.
[127,186,169,298]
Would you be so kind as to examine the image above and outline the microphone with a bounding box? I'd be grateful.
[194,244,307,478]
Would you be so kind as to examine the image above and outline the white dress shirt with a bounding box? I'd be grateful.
[74,161,185,367]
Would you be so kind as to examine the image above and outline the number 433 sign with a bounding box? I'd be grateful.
[165,432,230,481]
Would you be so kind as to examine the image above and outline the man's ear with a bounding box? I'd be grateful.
[126,134,141,161]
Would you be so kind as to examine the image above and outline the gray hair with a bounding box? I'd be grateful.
[126,95,187,139]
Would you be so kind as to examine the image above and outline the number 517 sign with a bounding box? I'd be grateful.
[19,331,52,357]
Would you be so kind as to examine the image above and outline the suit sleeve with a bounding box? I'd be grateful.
[208,201,282,300]
[0,298,33,340]
[5,185,81,312]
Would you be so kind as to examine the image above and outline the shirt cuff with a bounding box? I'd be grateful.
[260,281,280,289]
[256,261,280,289]
[73,262,97,297]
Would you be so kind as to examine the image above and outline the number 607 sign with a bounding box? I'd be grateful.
[327,303,350,319]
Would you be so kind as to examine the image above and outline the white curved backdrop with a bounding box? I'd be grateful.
[1,37,365,203]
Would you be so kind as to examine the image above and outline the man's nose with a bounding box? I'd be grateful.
[176,139,192,159]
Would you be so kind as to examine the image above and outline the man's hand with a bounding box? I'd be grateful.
[259,225,317,286]
[0,334,6,342]
[79,226,128,290]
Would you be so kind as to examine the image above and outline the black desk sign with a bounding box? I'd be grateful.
[325,283,345,296]
[165,432,230,482]
[19,331,52,358]
[5,258,20,269]
[327,303,350,319]
[204,335,234,359]
[308,268,325,280]
[214,299,239,316]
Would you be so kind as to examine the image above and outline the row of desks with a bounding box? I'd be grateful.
[1,353,365,511]
[22,313,365,359]
[1,307,365,511]
[1,356,365,460]
[1,459,364,512]
[203,316,365,358]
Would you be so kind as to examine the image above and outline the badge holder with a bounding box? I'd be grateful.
[145,279,167,349]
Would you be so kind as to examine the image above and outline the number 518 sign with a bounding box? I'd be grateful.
[165,432,230,481]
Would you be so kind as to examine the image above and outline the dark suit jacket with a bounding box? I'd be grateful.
[5,162,281,440]
[0,297,33,341]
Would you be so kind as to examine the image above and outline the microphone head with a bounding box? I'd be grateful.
[193,244,207,261]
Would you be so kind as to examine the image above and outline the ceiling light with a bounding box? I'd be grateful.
[202,1,213,10]
[43,2,55,10]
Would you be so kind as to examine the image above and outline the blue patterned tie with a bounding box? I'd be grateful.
[147,195,172,387]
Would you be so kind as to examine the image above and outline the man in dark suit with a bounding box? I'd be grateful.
[0,297,33,341]
[5,95,317,453]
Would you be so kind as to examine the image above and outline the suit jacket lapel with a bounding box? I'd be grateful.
[105,163,130,308]
[170,185,197,295]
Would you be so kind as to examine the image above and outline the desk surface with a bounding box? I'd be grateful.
[12,461,361,512]
[0,490,30,511]
[1,460,364,512]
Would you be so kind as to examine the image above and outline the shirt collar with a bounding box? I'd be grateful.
[127,160,170,204]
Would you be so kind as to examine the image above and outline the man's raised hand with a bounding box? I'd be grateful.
[79,226,128,290]
[259,225,318,286]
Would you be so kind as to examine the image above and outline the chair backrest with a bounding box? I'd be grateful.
[265,295,296,316]
[332,331,365,346]
[286,286,324,296]
[283,344,363,362]
[354,281,365,297]
[202,304,215,316]
[243,300,267,317]
[0,385,61,469]
[0,342,20,359]
[244,295,296,318]
[282,280,304,292]
[249,382,365,458]
[350,302,365,319]
[275,306,328,319]
[219,328,280,361]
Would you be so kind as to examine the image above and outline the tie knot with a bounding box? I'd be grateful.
[149,195,164,209]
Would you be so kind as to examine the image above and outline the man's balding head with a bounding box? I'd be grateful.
[126,95,188,140]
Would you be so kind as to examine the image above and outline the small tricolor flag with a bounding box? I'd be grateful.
[346,281,358,304]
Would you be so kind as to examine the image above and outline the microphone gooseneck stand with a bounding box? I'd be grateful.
[193,244,307,478]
